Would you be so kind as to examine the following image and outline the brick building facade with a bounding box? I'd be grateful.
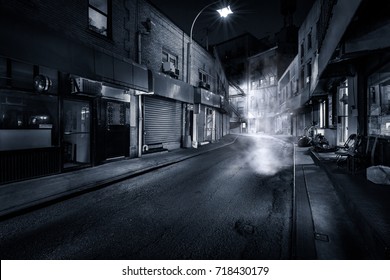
[0,0,230,184]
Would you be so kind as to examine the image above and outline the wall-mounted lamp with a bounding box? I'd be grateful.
[142,18,154,33]
[34,75,52,93]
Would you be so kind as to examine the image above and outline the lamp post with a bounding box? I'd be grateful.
[186,2,232,148]
[187,2,232,84]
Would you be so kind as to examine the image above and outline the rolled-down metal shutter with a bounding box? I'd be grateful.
[144,96,182,145]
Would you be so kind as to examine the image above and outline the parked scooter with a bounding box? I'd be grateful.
[297,123,317,147]
[298,123,337,152]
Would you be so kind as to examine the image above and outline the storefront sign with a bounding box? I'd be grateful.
[153,72,194,103]
[194,88,221,108]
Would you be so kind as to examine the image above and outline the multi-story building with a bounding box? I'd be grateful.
[278,0,390,166]
[216,1,298,135]
[215,33,264,133]
[276,55,300,135]
[247,25,298,134]
[276,0,321,137]
[0,0,230,184]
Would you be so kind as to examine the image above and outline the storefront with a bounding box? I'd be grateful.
[0,56,148,184]
[142,72,193,151]
[144,95,182,149]
[366,61,390,166]
[0,58,61,184]
[194,87,221,144]
[68,76,131,167]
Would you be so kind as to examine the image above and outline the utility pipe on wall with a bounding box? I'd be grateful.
[137,31,143,158]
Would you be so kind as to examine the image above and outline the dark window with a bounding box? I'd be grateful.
[162,50,177,68]
[199,71,208,83]
[300,67,305,89]
[89,0,110,36]
[307,31,312,49]
[306,62,312,83]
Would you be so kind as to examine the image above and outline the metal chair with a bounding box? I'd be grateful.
[335,134,361,165]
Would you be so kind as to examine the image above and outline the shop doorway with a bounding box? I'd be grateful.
[337,83,349,146]
[103,100,129,160]
[205,108,214,141]
[63,99,91,169]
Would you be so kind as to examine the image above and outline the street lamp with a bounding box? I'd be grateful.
[187,1,233,84]
[186,1,232,149]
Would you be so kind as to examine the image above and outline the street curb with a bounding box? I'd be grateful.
[0,136,238,220]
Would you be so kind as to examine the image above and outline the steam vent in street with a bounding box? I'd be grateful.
[0,0,390,260]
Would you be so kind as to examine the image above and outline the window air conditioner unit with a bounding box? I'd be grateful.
[199,81,210,90]
[163,61,175,73]
[162,62,179,78]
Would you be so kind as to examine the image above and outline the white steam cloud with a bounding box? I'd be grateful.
[243,135,293,176]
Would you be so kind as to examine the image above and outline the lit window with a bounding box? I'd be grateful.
[89,0,109,36]
[251,81,259,89]
[320,100,326,128]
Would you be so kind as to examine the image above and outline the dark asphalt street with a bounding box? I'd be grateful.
[0,136,294,259]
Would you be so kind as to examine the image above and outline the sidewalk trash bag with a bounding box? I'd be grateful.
[367,165,390,185]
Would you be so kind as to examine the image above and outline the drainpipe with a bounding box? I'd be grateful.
[137,31,142,65]
[138,94,143,158]
[137,31,143,158]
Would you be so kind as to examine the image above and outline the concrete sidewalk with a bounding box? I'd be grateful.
[293,146,373,259]
[0,135,238,219]
[310,149,390,259]
[273,134,389,259]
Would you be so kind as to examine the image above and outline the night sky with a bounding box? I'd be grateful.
[148,0,316,44]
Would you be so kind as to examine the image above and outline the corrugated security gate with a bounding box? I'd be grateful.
[144,96,182,145]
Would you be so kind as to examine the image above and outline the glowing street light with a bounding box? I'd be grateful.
[187,2,233,84]
[217,6,233,18]
[186,2,232,149]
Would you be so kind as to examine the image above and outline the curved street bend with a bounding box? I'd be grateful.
[0,135,371,259]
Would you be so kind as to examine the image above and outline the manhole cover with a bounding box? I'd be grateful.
[234,220,255,236]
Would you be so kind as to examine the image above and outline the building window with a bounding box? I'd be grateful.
[300,67,305,89]
[319,100,326,128]
[0,91,59,151]
[162,50,178,68]
[251,80,259,90]
[199,70,208,83]
[292,79,298,95]
[306,62,312,84]
[270,76,275,85]
[300,41,305,59]
[88,0,110,36]
[368,63,390,136]
[307,31,312,50]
